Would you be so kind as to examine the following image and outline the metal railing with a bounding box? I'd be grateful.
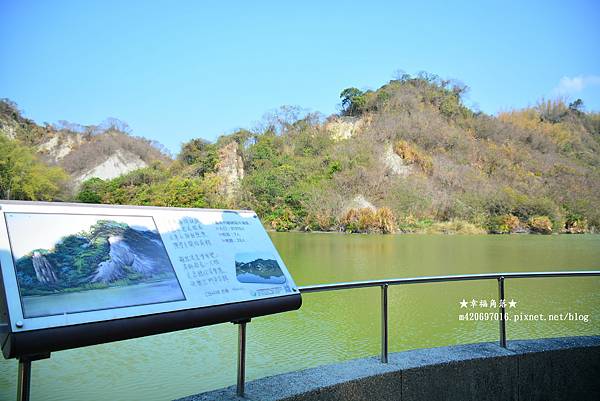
[235,270,600,396]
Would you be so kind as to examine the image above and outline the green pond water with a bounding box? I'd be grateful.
[1,233,599,401]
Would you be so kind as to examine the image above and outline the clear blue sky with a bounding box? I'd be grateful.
[1,0,599,154]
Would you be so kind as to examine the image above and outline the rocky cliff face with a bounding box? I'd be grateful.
[92,235,156,283]
[0,120,17,139]
[216,141,244,197]
[92,236,129,283]
[37,132,86,162]
[324,116,369,141]
[343,194,376,212]
[76,150,147,183]
[36,132,149,185]
[382,144,412,176]
[32,251,59,284]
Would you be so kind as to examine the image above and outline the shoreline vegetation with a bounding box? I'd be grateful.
[2,72,599,236]
[294,207,591,235]
[268,213,594,235]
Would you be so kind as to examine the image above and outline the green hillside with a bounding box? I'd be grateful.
[2,73,600,234]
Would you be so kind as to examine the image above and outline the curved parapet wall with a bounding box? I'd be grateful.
[178,336,600,401]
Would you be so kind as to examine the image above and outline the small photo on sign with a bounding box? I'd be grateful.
[235,252,286,284]
[5,213,185,318]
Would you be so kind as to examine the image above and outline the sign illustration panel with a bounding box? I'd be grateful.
[235,251,287,284]
[5,213,185,318]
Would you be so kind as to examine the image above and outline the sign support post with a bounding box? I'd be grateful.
[16,353,49,401]
[234,319,250,397]
[17,358,31,401]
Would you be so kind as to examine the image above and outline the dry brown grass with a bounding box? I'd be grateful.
[393,140,433,174]
[528,216,553,234]
[340,207,397,233]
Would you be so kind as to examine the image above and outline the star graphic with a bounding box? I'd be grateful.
[508,299,517,308]
[459,299,468,308]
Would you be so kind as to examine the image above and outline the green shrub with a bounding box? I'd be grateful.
[76,178,105,203]
[396,215,435,233]
[269,207,297,231]
[564,212,588,234]
[486,190,564,232]
[426,220,486,235]
[0,135,69,200]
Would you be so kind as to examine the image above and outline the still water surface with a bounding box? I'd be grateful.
[1,233,599,400]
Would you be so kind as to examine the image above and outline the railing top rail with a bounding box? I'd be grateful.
[298,270,600,293]
[232,269,600,396]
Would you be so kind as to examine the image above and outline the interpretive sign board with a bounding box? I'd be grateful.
[0,201,301,359]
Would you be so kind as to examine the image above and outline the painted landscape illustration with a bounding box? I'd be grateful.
[235,252,286,284]
[6,213,185,318]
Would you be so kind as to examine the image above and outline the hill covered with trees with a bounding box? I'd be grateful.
[2,72,600,234]
[0,98,169,197]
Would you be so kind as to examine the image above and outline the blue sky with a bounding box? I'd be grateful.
[1,0,599,154]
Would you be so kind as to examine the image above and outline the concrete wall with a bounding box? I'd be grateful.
[177,336,600,401]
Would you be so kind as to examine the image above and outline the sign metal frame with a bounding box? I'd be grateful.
[0,201,302,400]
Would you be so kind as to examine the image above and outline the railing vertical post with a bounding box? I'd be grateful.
[235,319,249,397]
[381,284,389,363]
[17,358,31,401]
[497,276,507,348]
